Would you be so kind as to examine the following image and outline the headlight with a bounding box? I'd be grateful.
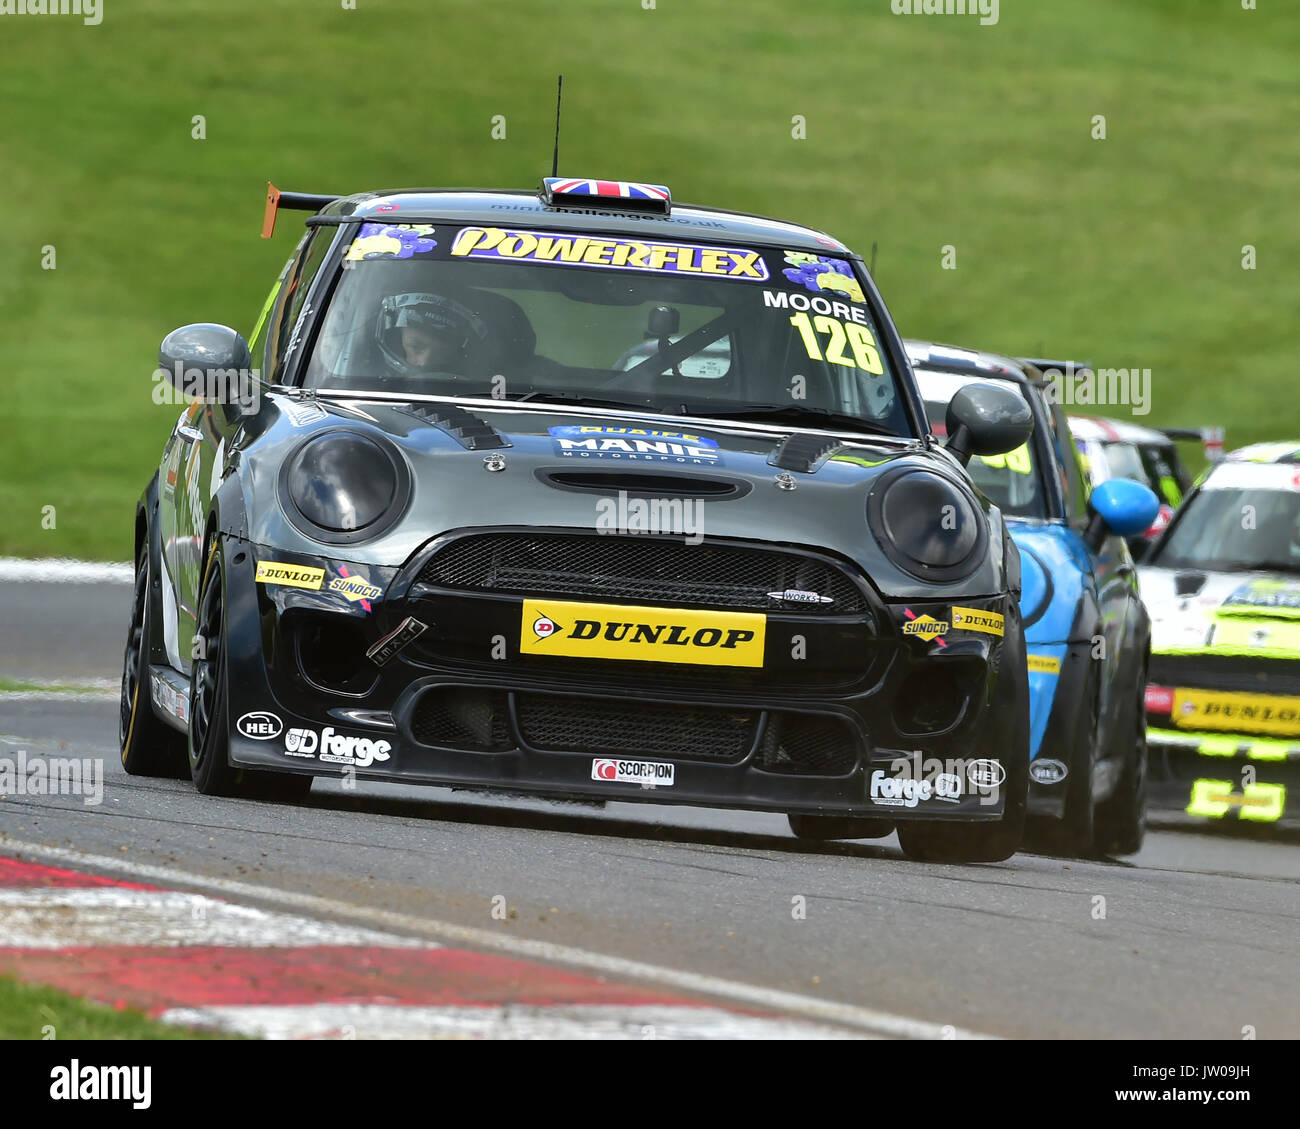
[867,468,988,582]
[279,429,411,545]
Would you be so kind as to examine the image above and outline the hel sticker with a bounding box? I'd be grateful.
[255,561,325,590]
[977,442,1032,475]
[450,226,768,280]
[1187,779,1285,822]
[548,425,722,466]
[520,598,765,668]
[951,607,1005,637]
[1029,758,1068,784]
[366,617,428,666]
[1172,688,1300,738]
[901,610,948,645]
[346,223,437,261]
[781,252,866,304]
[235,711,283,741]
[1027,653,1062,674]
[967,759,1006,788]
[591,758,675,786]
[788,312,883,375]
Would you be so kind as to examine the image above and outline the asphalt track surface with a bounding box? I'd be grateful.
[2,569,1298,1039]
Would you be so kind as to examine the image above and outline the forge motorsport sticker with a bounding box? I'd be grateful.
[548,425,723,466]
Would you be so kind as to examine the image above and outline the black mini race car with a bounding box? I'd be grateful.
[121,176,1034,862]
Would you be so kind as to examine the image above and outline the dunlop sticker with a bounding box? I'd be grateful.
[1173,688,1300,738]
[450,226,768,280]
[951,606,1004,637]
[255,562,324,590]
[521,598,765,668]
[1027,653,1062,674]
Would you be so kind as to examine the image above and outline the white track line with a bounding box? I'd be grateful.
[0,558,132,584]
[0,839,994,1040]
[0,887,424,949]
[158,1003,860,1041]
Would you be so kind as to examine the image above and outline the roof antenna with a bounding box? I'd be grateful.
[869,241,878,276]
[551,75,563,178]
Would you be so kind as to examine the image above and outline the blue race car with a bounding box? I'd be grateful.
[908,342,1159,856]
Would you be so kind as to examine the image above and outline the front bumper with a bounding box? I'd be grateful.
[221,530,1019,821]
[1146,727,1298,828]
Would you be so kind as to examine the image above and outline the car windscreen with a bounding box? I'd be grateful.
[1152,483,1300,573]
[913,368,1048,518]
[301,222,911,436]
[1100,441,1150,488]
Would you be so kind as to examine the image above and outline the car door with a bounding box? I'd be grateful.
[169,229,332,672]
[1050,404,1135,735]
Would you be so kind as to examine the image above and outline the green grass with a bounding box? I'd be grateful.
[1,0,1297,559]
[0,678,113,694]
[0,974,238,1039]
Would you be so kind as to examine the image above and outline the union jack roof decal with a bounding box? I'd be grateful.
[541,177,672,214]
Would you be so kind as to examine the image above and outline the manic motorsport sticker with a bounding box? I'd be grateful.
[548,425,723,466]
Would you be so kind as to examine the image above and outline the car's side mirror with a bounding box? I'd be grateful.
[1084,478,1160,552]
[158,324,256,423]
[944,383,1034,467]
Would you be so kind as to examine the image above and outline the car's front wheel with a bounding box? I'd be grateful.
[120,542,187,778]
[1094,668,1148,856]
[188,540,311,802]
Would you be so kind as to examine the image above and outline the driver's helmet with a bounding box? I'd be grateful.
[375,292,482,377]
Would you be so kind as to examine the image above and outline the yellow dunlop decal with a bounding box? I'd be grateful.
[902,614,949,642]
[1172,688,1300,738]
[520,598,765,668]
[1027,654,1062,674]
[1186,779,1286,822]
[255,562,324,591]
[950,606,1005,637]
[329,577,382,602]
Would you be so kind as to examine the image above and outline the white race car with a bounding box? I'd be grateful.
[1139,443,1300,829]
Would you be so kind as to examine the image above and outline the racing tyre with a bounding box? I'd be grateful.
[787,814,895,841]
[1094,668,1148,856]
[188,540,312,802]
[1024,656,1100,858]
[120,543,188,777]
[896,607,1029,863]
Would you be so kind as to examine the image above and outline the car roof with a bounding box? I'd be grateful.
[315,188,855,257]
[1067,414,1171,446]
[1224,441,1300,465]
[903,339,1034,384]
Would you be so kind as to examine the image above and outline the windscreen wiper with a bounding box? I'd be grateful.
[678,403,897,438]
[508,390,661,412]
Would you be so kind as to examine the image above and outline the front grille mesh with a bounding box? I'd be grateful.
[1150,654,1300,699]
[516,693,756,761]
[756,713,858,775]
[417,533,865,614]
[411,688,512,750]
